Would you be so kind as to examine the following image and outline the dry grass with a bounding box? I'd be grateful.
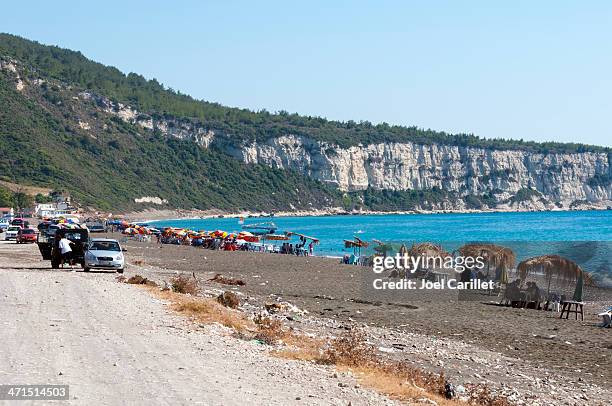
[467,385,513,406]
[273,328,511,406]
[209,273,246,286]
[271,334,327,362]
[170,274,199,295]
[324,329,377,367]
[126,274,156,286]
[217,291,240,309]
[352,366,460,406]
[319,329,451,402]
[0,180,51,195]
[153,289,254,333]
[253,316,287,345]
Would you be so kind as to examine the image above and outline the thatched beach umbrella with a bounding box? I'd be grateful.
[458,243,516,280]
[408,242,450,258]
[344,237,369,256]
[517,254,593,297]
[408,243,451,275]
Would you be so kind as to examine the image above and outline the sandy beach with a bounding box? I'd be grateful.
[114,234,611,404]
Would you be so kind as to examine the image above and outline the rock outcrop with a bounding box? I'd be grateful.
[225,135,611,209]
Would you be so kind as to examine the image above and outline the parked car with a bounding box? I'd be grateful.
[0,218,10,231]
[84,238,125,273]
[86,222,107,233]
[5,225,22,240]
[16,228,38,243]
[11,218,29,228]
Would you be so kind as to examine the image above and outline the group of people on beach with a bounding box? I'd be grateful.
[154,231,315,256]
[280,241,314,256]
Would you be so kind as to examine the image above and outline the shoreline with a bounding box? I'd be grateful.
[126,204,612,224]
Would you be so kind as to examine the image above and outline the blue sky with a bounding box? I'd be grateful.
[2,1,611,146]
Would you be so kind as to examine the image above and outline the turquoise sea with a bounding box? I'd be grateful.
[149,211,612,286]
[149,210,612,256]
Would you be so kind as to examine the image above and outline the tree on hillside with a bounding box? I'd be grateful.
[0,187,13,207]
[12,192,33,210]
[35,193,53,203]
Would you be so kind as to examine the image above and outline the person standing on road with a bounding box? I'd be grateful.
[58,236,74,268]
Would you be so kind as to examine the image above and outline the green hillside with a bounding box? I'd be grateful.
[0,69,340,211]
[0,33,608,154]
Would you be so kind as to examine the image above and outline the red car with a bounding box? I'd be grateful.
[16,228,38,243]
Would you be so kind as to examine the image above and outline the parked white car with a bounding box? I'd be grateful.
[84,238,125,273]
[0,218,10,231]
[4,225,22,240]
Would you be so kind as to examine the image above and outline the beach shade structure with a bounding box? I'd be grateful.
[344,237,369,256]
[260,234,286,241]
[371,239,394,258]
[517,254,593,297]
[458,243,516,280]
[408,243,451,277]
[499,267,509,285]
[285,231,320,243]
[210,230,226,238]
[409,242,450,258]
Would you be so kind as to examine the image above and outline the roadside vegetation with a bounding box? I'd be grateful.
[123,273,513,405]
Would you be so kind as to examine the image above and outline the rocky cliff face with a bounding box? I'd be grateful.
[225,135,612,209]
[73,90,612,210]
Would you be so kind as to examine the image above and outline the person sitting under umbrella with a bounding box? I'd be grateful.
[599,306,612,328]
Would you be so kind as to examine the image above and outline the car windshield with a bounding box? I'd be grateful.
[8,227,20,232]
[89,241,120,251]
[22,229,35,234]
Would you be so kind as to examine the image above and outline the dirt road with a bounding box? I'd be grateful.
[0,241,395,405]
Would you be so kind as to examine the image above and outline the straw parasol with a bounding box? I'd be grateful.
[408,243,451,275]
[458,243,516,280]
[409,242,450,258]
[517,254,593,297]
[344,236,369,256]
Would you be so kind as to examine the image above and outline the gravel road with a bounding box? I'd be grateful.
[0,240,396,406]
